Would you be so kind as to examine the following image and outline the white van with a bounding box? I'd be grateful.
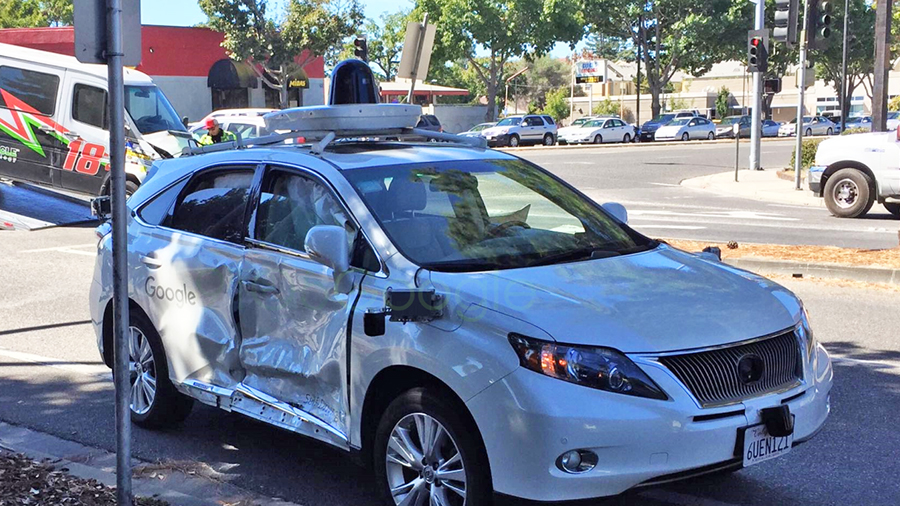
[0,43,190,196]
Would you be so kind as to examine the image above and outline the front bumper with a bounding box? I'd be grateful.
[467,345,832,502]
[639,131,656,141]
[808,165,826,195]
[486,134,511,147]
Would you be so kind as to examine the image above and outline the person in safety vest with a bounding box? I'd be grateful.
[198,118,236,145]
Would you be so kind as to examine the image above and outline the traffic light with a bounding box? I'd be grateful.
[773,0,799,45]
[353,35,368,62]
[748,31,768,73]
[808,0,833,49]
[764,78,782,94]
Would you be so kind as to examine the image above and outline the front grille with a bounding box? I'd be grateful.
[658,330,801,408]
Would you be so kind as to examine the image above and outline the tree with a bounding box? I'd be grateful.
[0,0,71,28]
[416,0,586,121]
[42,0,72,26]
[200,0,364,108]
[542,86,570,121]
[813,0,875,118]
[585,0,747,118]
[362,9,411,80]
[593,98,619,116]
[507,56,571,111]
[716,86,731,119]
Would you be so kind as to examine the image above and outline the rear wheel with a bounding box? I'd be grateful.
[827,127,834,135]
[824,168,874,218]
[805,128,813,136]
[623,133,631,143]
[542,133,554,146]
[374,388,492,506]
[682,132,689,141]
[884,202,900,217]
[508,134,519,148]
[707,132,715,140]
[593,134,603,144]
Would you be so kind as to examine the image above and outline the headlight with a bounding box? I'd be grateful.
[508,334,668,400]
[499,128,510,134]
[798,306,816,360]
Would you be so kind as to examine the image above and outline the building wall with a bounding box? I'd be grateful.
[425,105,490,133]
[151,76,210,122]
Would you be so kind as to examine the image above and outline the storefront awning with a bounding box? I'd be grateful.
[208,59,259,89]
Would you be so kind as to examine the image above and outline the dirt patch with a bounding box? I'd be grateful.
[664,239,900,269]
[0,451,167,506]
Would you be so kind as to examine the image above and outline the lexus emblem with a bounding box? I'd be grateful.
[737,354,764,384]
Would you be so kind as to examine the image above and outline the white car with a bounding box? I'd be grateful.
[778,116,837,137]
[189,115,279,141]
[90,101,832,505]
[558,117,633,144]
[654,116,716,141]
[886,112,900,131]
[809,129,900,218]
[458,122,496,138]
[556,116,600,144]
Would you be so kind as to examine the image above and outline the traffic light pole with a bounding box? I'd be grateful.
[750,0,765,171]
[794,0,812,190]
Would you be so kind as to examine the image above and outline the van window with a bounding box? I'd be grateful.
[0,66,60,116]
[72,84,108,129]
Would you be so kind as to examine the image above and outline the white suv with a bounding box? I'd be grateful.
[90,106,832,505]
[481,114,557,147]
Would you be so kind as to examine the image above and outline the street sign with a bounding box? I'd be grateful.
[795,63,816,89]
[575,60,606,85]
[73,0,142,66]
[576,75,604,84]
[397,21,436,82]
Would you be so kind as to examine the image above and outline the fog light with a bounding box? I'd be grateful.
[556,449,598,474]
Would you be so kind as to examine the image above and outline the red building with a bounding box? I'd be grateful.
[0,25,326,121]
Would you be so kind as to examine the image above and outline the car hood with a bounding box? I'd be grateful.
[482,126,513,136]
[430,245,800,353]
[561,127,596,137]
[655,125,684,135]
[558,126,587,136]
[641,121,664,130]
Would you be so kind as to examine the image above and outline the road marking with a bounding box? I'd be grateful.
[649,182,681,187]
[0,347,111,378]
[21,244,96,256]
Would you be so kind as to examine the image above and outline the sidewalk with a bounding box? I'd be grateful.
[680,169,825,208]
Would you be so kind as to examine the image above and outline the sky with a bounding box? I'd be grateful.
[140,0,576,58]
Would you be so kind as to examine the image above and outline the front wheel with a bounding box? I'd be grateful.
[884,202,900,217]
[824,168,874,218]
[681,132,689,141]
[542,133,554,146]
[593,134,603,144]
[623,133,631,143]
[374,388,492,506]
[827,127,834,135]
[507,135,519,148]
[707,132,715,140]
[805,128,813,136]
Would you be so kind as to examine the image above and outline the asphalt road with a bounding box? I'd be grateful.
[1,226,899,505]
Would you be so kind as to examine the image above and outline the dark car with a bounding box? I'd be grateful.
[639,113,677,141]
[416,114,443,133]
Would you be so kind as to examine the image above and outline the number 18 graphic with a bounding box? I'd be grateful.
[63,140,107,176]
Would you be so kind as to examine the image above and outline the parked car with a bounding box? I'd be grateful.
[90,99,832,505]
[189,115,276,140]
[0,42,190,196]
[809,129,900,218]
[195,108,278,128]
[416,114,443,133]
[654,116,716,141]
[556,116,598,144]
[842,116,873,132]
[778,116,837,137]
[639,113,677,141]
[458,122,496,138]
[558,117,633,144]
[715,115,751,138]
[762,119,781,137]
[481,114,557,147]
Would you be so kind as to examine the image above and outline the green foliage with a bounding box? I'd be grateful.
[542,86,570,122]
[0,0,71,28]
[360,9,411,80]
[592,98,619,117]
[789,138,826,172]
[840,128,869,136]
[889,95,900,112]
[813,0,875,116]
[716,86,731,120]
[667,96,689,112]
[507,56,572,111]
[199,0,364,77]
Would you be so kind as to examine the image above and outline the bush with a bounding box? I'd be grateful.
[841,127,869,136]
[542,86,570,122]
[788,137,825,172]
[716,86,730,119]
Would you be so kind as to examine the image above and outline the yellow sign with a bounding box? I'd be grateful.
[575,75,603,84]
[289,78,309,89]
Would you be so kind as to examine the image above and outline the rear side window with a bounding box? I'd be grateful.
[165,169,254,244]
[0,66,60,116]
[542,115,554,125]
[137,177,189,225]
[72,84,108,129]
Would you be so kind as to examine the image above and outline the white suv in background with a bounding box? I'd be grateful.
[482,114,558,147]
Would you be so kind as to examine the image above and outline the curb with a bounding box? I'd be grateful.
[497,136,795,153]
[0,421,302,506]
[725,257,900,286]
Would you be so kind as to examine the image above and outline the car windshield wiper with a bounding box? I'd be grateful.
[526,248,620,267]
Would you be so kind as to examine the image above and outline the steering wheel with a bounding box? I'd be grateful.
[487,220,531,237]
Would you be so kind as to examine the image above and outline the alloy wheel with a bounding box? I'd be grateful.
[832,178,859,209]
[385,413,467,506]
[128,325,157,415]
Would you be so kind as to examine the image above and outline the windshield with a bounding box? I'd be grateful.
[571,118,590,126]
[470,124,492,132]
[344,159,653,272]
[125,85,186,135]
[668,118,690,126]
[496,117,522,126]
[720,116,742,125]
[585,120,605,127]
[651,114,675,123]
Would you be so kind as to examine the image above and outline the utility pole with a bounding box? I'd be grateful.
[839,0,849,134]
[872,0,892,131]
[636,13,642,127]
[794,0,812,190]
[750,0,765,170]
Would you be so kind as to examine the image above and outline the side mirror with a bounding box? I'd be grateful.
[602,202,628,224]
[305,225,353,294]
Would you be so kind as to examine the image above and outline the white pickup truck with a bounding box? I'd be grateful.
[808,130,900,218]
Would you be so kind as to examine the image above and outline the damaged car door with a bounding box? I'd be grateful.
[237,165,361,441]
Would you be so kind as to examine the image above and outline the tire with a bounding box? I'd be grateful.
[374,388,491,506]
[827,128,833,136]
[885,202,900,217]
[623,133,631,143]
[507,135,519,148]
[126,311,193,428]
[805,128,812,137]
[682,132,689,141]
[707,132,715,140]
[125,180,139,199]
[542,133,554,146]
[593,134,603,144]
[824,168,875,218]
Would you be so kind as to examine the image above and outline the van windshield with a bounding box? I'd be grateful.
[125,85,186,135]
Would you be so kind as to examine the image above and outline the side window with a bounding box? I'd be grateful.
[226,122,256,139]
[689,119,698,126]
[255,170,356,253]
[0,66,60,116]
[138,177,189,225]
[165,169,254,244]
[542,115,555,125]
[72,84,108,129]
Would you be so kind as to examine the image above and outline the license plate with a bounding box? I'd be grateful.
[742,423,792,467]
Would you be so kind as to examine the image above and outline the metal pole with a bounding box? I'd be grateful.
[636,14,642,128]
[795,0,812,190]
[570,61,575,120]
[750,0,765,170]
[839,0,849,133]
[406,14,428,104]
[588,83,593,116]
[735,128,741,182]
[106,0,132,504]
[872,0,892,131]
[505,83,509,116]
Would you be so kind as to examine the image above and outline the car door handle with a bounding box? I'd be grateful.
[140,255,163,268]
[242,280,279,295]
